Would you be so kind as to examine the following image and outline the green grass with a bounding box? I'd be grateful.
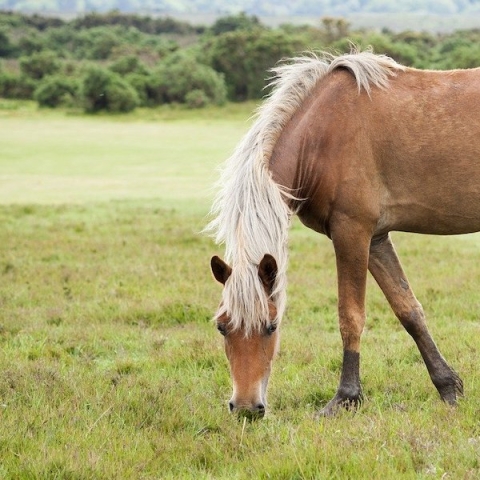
[0,100,255,207]
[0,102,479,479]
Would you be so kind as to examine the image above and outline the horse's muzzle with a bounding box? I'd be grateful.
[229,401,266,420]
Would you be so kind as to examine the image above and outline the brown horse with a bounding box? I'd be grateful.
[206,50,479,417]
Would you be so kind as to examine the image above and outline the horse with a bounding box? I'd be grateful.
[205,50,480,417]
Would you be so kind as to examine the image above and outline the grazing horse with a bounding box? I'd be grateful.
[206,50,479,417]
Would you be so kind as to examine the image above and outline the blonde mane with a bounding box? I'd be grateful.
[206,50,403,334]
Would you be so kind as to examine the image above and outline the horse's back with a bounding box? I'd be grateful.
[271,66,480,237]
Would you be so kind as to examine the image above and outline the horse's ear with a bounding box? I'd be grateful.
[211,256,232,285]
[258,254,278,294]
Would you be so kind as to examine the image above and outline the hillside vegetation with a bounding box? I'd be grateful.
[0,10,479,113]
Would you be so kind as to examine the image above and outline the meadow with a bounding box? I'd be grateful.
[0,100,479,479]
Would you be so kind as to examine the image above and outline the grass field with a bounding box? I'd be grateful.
[0,101,479,479]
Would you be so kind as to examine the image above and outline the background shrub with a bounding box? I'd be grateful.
[104,76,139,112]
[19,50,60,79]
[152,51,227,106]
[80,65,139,113]
[124,72,150,106]
[34,75,79,107]
[205,29,305,100]
[80,65,111,112]
[185,89,209,108]
[0,71,37,99]
[0,28,17,57]
[109,54,149,76]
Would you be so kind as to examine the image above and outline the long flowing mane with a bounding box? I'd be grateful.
[206,50,404,334]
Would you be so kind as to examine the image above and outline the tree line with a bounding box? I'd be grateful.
[0,10,479,113]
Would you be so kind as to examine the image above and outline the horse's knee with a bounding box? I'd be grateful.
[398,305,426,337]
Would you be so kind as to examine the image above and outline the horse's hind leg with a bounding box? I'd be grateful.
[368,234,463,405]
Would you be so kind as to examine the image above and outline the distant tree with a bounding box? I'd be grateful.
[210,12,262,35]
[149,50,227,106]
[109,54,149,75]
[17,30,45,55]
[105,75,140,112]
[71,10,201,35]
[0,29,16,57]
[184,88,210,108]
[25,13,65,30]
[320,17,351,43]
[206,29,306,100]
[81,65,139,113]
[74,27,122,60]
[0,72,36,99]
[43,25,78,54]
[34,75,79,107]
[124,72,150,106]
[447,44,480,68]
[0,11,65,30]
[434,32,480,68]
[19,51,61,79]
[331,32,419,66]
[392,30,439,68]
[109,55,151,106]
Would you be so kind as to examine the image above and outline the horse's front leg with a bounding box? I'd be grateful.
[368,234,463,404]
[319,220,372,416]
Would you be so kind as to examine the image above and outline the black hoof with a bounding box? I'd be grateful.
[436,369,464,405]
[316,390,363,417]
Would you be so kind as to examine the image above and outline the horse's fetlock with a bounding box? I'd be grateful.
[432,370,461,390]
[431,367,464,404]
[337,384,363,404]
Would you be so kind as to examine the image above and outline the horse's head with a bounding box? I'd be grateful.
[210,254,280,419]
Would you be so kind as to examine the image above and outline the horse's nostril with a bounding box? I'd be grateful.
[229,401,266,418]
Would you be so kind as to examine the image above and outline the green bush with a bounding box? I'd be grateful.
[210,12,262,35]
[0,29,16,57]
[0,72,37,99]
[205,29,306,100]
[80,66,110,112]
[19,51,61,80]
[80,65,139,113]
[151,51,227,106]
[124,72,150,106]
[109,55,149,76]
[433,32,480,69]
[331,33,419,66]
[43,25,77,54]
[34,75,79,108]
[104,76,139,113]
[17,30,45,56]
[437,44,480,69]
[185,89,209,108]
[73,27,122,60]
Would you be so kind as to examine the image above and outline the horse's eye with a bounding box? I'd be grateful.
[217,324,227,336]
[266,324,277,335]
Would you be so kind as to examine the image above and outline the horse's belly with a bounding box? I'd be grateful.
[384,197,480,236]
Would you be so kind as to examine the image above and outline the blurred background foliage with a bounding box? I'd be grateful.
[0,9,479,112]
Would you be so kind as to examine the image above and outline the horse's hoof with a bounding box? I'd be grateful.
[315,392,363,418]
[437,370,464,405]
